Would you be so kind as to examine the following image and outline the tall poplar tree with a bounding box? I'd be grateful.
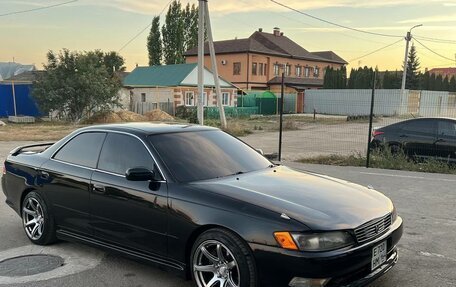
[147,16,162,66]
[162,0,185,64]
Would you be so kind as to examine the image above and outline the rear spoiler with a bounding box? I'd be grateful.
[10,143,55,156]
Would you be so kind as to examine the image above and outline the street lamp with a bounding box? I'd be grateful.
[401,24,423,91]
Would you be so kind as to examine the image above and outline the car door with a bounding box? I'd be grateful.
[435,119,456,162]
[400,119,437,159]
[90,132,168,257]
[40,132,106,236]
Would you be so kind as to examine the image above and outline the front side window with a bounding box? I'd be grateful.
[438,120,456,136]
[222,92,230,106]
[98,133,153,175]
[403,120,436,134]
[185,91,194,106]
[149,130,271,182]
[54,132,106,168]
[233,62,241,75]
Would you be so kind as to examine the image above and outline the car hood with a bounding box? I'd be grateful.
[192,166,393,230]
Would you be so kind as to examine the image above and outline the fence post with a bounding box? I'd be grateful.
[278,72,285,161]
[366,71,377,168]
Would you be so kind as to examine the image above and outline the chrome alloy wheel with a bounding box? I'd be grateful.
[22,197,45,240]
[193,240,240,287]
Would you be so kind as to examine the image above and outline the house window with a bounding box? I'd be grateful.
[203,92,208,106]
[185,91,195,106]
[141,93,146,102]
[259,63,264,76]
[296,66,302,77]
[285,64,291,76]
[264,64,267,76]
[314,66,320,77]
[273,64,280,76]
[252,62,257,75]
[233,62,241,75]
[304,67,310,78]
[222,92,230,106]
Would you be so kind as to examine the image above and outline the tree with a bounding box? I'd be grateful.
[429,73,436,90]
[420,71,430,90]
[162,0,185,64]
[435,74,444,91]
[323,66,347,89]
[147,16,162,66]
[33,49,121,122]
[450,76,456,92]
[405,44,420,89]
[183,3,199,52]
[103,51,126,75]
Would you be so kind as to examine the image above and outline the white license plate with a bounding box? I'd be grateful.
[371,241,387,270]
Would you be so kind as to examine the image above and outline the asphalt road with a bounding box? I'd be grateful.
[1,141,455,287]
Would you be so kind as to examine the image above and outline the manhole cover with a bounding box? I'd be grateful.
[0,254,64,277]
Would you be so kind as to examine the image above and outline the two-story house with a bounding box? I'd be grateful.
[184,28,347,94]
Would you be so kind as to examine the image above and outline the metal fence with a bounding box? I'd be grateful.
[240,89,456,162]
[133,101,175,116]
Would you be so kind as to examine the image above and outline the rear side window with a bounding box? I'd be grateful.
[54,132,106,168]
[403,120,436,134]
[98,133,153,175]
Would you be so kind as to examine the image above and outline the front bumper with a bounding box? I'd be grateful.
[249,216,403,287]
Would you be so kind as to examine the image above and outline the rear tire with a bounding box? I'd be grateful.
[22,191,57,245]
[191,228,257,287]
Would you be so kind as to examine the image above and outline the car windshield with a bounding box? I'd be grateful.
[149,130,271,182]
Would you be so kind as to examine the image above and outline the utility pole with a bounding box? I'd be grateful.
[401,24,422,91]
[204,1,227,128]
[197,0,205,125]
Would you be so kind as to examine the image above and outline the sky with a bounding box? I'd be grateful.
[1,0,456,72]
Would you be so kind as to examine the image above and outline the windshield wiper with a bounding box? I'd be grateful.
[216,171,245,179]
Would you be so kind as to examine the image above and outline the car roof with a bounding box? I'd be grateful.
[79,122,219,135]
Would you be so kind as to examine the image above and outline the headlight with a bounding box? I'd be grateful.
[283,231,354,252]
[392,205,398,223]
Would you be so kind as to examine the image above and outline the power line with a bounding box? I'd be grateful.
[414,38,455,62]
[414,35,456,45]
[0,0,77,17]
[118,0,173,52]
[348,39,403,63]
[270,0,403,38]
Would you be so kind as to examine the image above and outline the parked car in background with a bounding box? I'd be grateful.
[2,123,402,287]
[371,117,456,162]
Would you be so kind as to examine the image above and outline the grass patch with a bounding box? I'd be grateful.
[0,121,84,141]
[298,149,456,175]
[204,119,253,137]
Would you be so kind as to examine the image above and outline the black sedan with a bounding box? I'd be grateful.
[2,123,402,287]
[371,117,456,162]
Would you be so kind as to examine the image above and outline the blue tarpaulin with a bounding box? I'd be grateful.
[0,83,41,117]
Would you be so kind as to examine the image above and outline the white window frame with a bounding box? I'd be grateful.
[273,64,280,76]
[304,67,310,78]
[222,92,230,106]
[185,91,195,106]
[296,66,302,77]
[314,66,320,77]
[203,92,208,106]
[285,65,291,76]
[141,93,146,103]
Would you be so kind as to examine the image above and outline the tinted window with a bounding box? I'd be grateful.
[54,132,106,168]
[403,120,436,134]
[98,133,153,175]
[438,120,456,137]
[149,130,271,182]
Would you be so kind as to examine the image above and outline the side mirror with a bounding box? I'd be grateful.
[255,148,264,155]
[126,168,155,181]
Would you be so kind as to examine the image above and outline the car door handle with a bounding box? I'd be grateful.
[92,184,106,194]
[399,134,408,138]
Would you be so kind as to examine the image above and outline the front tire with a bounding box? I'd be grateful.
[191,228,257,287]
[22,191,56,245]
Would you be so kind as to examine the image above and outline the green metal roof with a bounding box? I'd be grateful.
[245,90,277,98]
[123,63,198,87]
